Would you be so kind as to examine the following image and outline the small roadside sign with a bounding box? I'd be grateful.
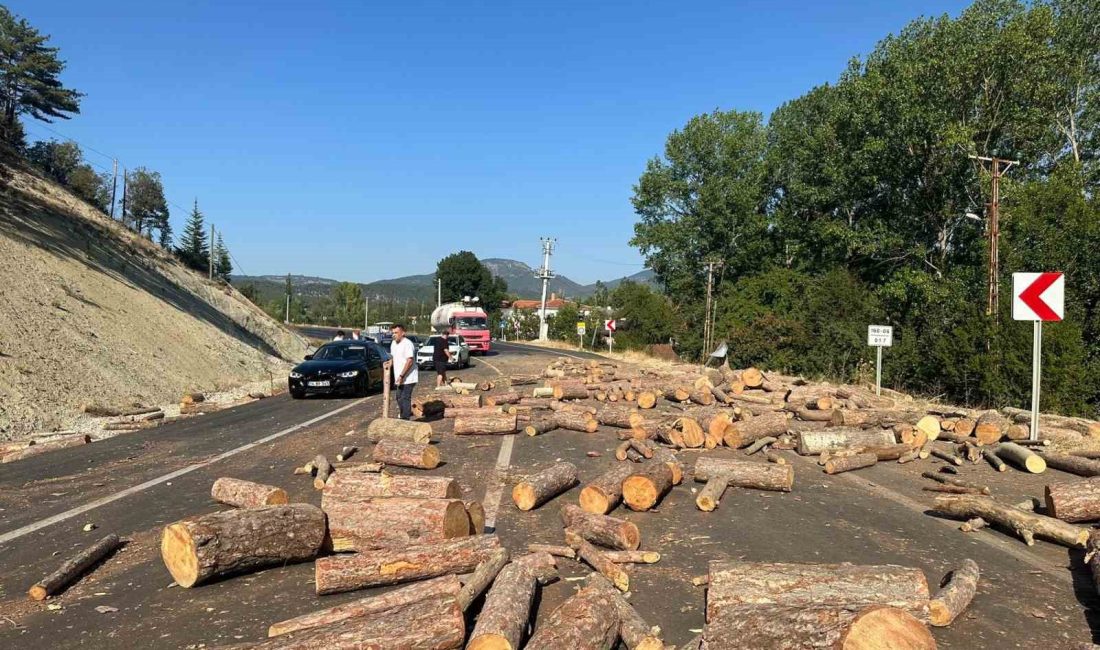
[576,322,586,336]
[867,325,893,347]
[605,319,617,332]
[1013,272,1066,442]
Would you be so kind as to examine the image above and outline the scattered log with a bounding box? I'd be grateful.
[723,412,789,448]
[694,456,794,492]
[579,463,636,514]
[765,450,787,465]
[960,517,988,532]
[365,418,433,444]
[161,504,325,588]
[629,439,654,458]
[524,572,621,650]
[824,452,877,475]
[268,574,462,636]
[323,496,470,552]
[513,462,579,510]
[914,415,942,442]
[322,472,460,500]
[1,434,90,463]
[554,382,590,400]
[704,604,935,650]
[456,547,510,611]
[444,406,501,419]
[929,559,980,627]
[565,530,630,592]
[931,449,963,466]
[314,534,502,594]
[795,407,835,422]
[332,461,384,473]
[560,504,640,550]
[920,472,989,495]
[974,412,1009,445]
[555,411,600,433]
[924,485,982,495]
[485,391,521,407]
[524,415,558,436]
[1088,531,1100,597]
[933,495,1088,547]
[622,462,674,511]
[527,543,576,558]
[1040,452,1100,477]
[1045,477,1100,522]
[796,429,894,456]
[532,387,555,398]
[696,475,729,511]
[28,534,121,600]
[596,405,636,429]
[309,454,334,489]
[454,412,518,435]
[995,442,1046,474]
[0,440,34,454]
[467,559,541,650]
[465,500,486,535]
[335,446,356,462]
[585,574,664,650]
[211,477,288,508]
[652,448,685,485]
[705,560,931,623]
[369,438,441,470]
[603,550,660,564]
[982,448,1007,472]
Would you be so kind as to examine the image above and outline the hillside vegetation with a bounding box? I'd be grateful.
[0,157,309,439]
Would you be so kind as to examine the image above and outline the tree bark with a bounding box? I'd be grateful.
[366,418,433,444]
[995,442,1046,473]
[560,503,640,550]
[1045,477,1100,522]
[485,391,521,406]
[162,504,326,588]
[454,412,518,435]
[1039,452,1100,477]
[696,476,729,511]
[371,439,441,469]
[579,463,636,514]
[583,574,664,650]
[929,558,980,627]
[467,560,540,650]
[797,429,895,456]
[555,411,600,433]
[466,500,486,535]
[28,534,121,600]
[443,406,501,419]
[524,574,621,650]
[524,415,558,436]
[527,543,576,559]
[1088,530,1100,597]
[314,534,503,594]
[974,412,1009,445]
[933,494,1088,547]
[694,456,794,492]
[210,478,288,509]
[622,462,674,511]
[705,560,930,623]
[596,405,637,429]
[723,412,789,448]
[456,547,510,611]
[324,496,469,552]
[824,452,877,475]
[553,382,590,400]
[566,531,630,592]
[268,574,461,636]
[704,604,935,650]
[322,472,460,501]
[512,462,578,510]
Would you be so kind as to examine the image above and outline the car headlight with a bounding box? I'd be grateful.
[290,371,303,379]
[338,370,359,378]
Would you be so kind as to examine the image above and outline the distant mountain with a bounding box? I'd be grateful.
[232,259,656,305]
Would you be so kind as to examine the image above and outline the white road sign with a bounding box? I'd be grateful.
[604,319,616,332]
[1013,272,1065,322]
[867,325,893,347]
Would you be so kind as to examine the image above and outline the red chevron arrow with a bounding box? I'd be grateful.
[1019,272,1062,321]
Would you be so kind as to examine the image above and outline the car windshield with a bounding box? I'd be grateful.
[312,345,365,361]
[456,317,486,329]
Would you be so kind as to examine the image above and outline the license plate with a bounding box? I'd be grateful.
[307,381,330,387]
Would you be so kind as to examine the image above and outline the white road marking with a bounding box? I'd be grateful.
[475,348,514,531]
[0,398,369,546]
[476,354,503,375]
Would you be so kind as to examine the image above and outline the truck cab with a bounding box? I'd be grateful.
[450,311,490,353]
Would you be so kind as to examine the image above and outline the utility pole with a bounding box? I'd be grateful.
[701,258,723,365]
[365,296,370,330]
[120,169,128,227]
[970,155,1018,316]
[535,237,556,341]
[285,294,290,324]
[109,159,118,220]
[437,278,442,308]
[209,224,215,280]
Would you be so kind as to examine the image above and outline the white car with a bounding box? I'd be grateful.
[417,335,471,370]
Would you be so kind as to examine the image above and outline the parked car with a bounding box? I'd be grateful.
[288,340,386,398]
[417,335,470,370]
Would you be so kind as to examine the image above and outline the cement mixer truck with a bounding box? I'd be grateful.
[431,298,491,354]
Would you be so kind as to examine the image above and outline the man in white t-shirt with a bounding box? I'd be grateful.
[388,324,418,420]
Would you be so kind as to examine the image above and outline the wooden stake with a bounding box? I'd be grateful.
[28,534,121,600]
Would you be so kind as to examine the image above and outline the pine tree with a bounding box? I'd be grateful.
[215,233,232,280]
[176,200,208,272]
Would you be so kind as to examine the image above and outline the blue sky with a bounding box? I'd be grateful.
[14,0,968,285]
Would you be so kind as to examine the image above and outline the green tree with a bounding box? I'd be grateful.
[330,281,364,327]
[434,251,507,311]
[214,233,232,280]
[0,7,82,144]
[177,200,209,272]
[25,139,81,184]
[67,164,111,212]
[609,281,681,349]
[124,167,170,244]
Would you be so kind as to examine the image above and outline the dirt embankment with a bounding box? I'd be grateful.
[0,158,310,440]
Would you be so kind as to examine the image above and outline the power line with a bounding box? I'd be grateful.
[23,121,119,164]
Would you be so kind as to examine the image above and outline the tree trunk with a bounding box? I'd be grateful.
[371,439,441,469]
[518,397,552,409]
[933,494,1088,547]
[523,574,621,650]
[560,503,640,550]
[929,559,980,627]
[723,412,789,448]
[512,462,578,510]
[676,417,707,448]
[444,406,501,419]
[579,463,636,514]
[704,604,935,650]
[485,391,521,406]
[824,452,878,475]
[314,534,503,594]
[693,456,794,492]
[210,478,288,508]
[696,476,728,511]
[683,407,735,439]
[974,412,1009,445]
[1039,451,1100,477]
[622,462,674,511]
[323,472,460,501]
[268,575,461,636]
[596,405,637,429]
[995,442,1046,473]
[28,534,121,601]
[454,412,518,435]
[797,429,895,456]
[565,531,630,592]
[527,543,576,559]
[323,496,469,552]
[795,407,835,422]
[467,560,540,650]
[585,574,664,650]
[636,390,658,409]
[365,418,433,444]
[456,548,510,611]
[705,560,931,623]
[465,500,486,535]
[553,382,590,400]
[603,550,660,563]
[524,415,559,436]
[740,367,764,388]
[1045,477,1100,522]
[161,504,326,588]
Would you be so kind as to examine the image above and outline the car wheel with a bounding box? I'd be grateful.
[354,376,368,397]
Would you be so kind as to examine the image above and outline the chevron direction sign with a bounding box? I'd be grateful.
[1013,272,1064,322]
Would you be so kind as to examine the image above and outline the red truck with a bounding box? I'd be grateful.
[431,300,491,353]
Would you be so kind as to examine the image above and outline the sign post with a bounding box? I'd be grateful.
[867,325,893,396]
[1013,272,1065,441]
[576,321,586,350]
[605,319,616,354]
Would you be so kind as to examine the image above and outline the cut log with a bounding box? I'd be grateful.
[960,517,988,532]
[1089,530,1100,597]
[1039,452,1100,477]
[741,367,764,388]
[622,462,674,511]
[797,429,895,456]
[560,503,640,550]
[705,560,931,623]
[555,412,599,433]
[974,412,1009,445]
[314,534,502,594]
[920,472,989,495]
[162,504,325,588]
[323,496,470,552]
[652,448,684,485]
[579,463,636,514]
[565,531,630,592]
[456,547,510,611]
[532,386,555,398]
[824,452,877,475]
[954,417,976,436]
[915,415,942,442]
[371,439,441,469]
[454,412,518,435]
[636,390,658,409]
[704,604,935,650]
[513,462,578,511]
[596,405,637,429]
[933,495,1088,547]
[929,558,979,627]
[664,386,692,402]
[518,397,552,409]
[311,454,334,489]
[1045,477,1100,522]
[0,439,34,454]
[524,415,558,436]
[524,573,621,650]
[365,418,433,444]
[982,448,1007,472]
[268,574,461,636]
[444,406,502,419]
[723,412,789,448]
[795,407,835,423]
[323,472,460,501]
[485,391,521,407]
[603,550,660,564]
[1,434,90,463]
[28,534,121,600]
[465,500,486,535]
[527,543,575,559]
[696,476,728,511]
[930,449,963,466]
[694,456,794,492]
[210,478,288,508]
[553,382,590,400]
[332,461,384,473]
[583,574,664,650]
[995,442,1046,473]
[466,558,544,650]
[336,446,356,462]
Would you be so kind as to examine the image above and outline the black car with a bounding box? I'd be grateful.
[288,340,387,399]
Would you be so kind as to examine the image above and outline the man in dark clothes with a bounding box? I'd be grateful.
[432,334,453,387]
